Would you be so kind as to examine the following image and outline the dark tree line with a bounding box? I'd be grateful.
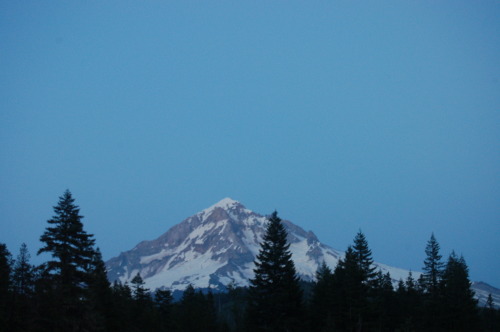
[1,190,499,331]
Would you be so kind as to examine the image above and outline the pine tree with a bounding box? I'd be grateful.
[247,211,303,332]
[131,272,150,304]
[225,281,247,331]
[440,252,479,331]
[0,244,13,332]
[421,233,444,296]
[129,272,155,330]
[420,233,445,331]
[37,190,99,331]
[87,248,112,331]
[397,271,423,331]
[204,291,218,332]
[176,284,217,332]
[405,271,417,293]
[155,289,173,331]
[12,243,35,296]
[486,293,494,310]
[177,284,198,331]
[333,245,366,331]
[372,271,396,330]
[0,243,12,296]
[11,243,36,331]
[352,230,377,284]
[482,293,499,331]
[310,261,335,331]
[332,232,379,330]
[108,281,134,331]
[38,190,96,287]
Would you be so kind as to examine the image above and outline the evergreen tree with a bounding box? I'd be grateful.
[310,261,335,331]
[108,281,134,331]
[0,244,13,332]
[12,243,35,296]
[224,281,247,331]
[87,248,112,331]
[131,272,150,303]
[247,211,303,331]
[333,245,366,331]
[352,230,377,284]
[130,272,155,330]
[486,293,494,310]
[399,271,423,330]
[405,271,417,293]
[204,291,218,332]
[421,233,445,331]
[482,293,500,331]
[11,243,36,331]
[177,284,198,331]
[371,271,397,330]
[37,190,99,331]
[421,233,444,296]
[440,252,479,331]
[155,289,173,331]
[176,284,217,332]
[331,232,378,330]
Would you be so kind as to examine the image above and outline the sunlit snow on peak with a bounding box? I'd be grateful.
[198,198,244,218]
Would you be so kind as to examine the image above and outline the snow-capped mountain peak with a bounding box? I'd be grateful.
[206,197,241,210]
[107,198,347,291]
[196,197,249,223]
[105,198,498,306]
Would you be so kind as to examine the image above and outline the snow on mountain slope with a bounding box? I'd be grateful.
[106,198,346,291]
[105,198,497,307]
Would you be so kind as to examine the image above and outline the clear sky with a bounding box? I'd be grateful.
[1,1,499,287]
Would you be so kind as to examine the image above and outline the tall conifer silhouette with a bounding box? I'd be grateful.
[247,211,303,331]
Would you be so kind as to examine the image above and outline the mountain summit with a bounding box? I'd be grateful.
[106,198,410,291]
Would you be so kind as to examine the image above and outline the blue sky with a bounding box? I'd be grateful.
[1,1,499,286]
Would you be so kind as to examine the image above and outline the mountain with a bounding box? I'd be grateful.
[106,198,498,306]
[107,198,408,289]
[472,282,500,308]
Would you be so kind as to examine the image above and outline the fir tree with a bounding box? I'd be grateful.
[155,289,174,331]
[225,281,247,331]
[405,271,417,293]
[87,248,112,331]
[131,272,150,304]
[482,293,499,331]
[310,261,335,331]
[421,233,444,296]
[108,281,134,331]
[176,284,217,332]
[0,244,12,332]
[352,230,377,284]
[38,190,96,286]
[486,293,494,310]
[12,243,35,296]
[331,232,379,330]
[177,284,198,331]
[130,272,155,330]
[421,234,445,331]
[247,211,303,331]
[11,243,36,331]
[371,271,397,330]
[333,245,366,331]
[37,190,99,331]
[0,243,12,295]
[398,271,423,331]
[440,252,479,331]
